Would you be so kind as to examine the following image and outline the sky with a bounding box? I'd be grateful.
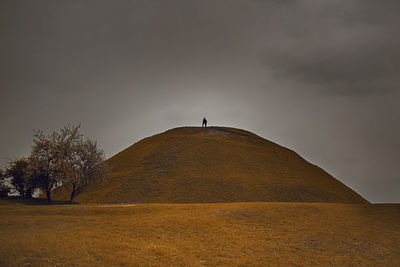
[1,0,399,203]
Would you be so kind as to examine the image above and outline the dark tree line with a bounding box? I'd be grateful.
[0,124,105,203]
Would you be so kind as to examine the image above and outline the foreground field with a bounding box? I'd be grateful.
[0,201,399,266]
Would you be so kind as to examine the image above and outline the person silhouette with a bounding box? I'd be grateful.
[202,117,207,127]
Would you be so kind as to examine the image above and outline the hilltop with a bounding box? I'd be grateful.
[55,126,367,203]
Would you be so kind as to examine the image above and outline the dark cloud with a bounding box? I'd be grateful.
[0,0,399,202]
[259,0,400,96]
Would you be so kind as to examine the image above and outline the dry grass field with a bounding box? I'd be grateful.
[1,199,399,266]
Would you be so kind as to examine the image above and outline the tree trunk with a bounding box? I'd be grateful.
[46,189,51,203]
[25,188,33,198]
[69,184,76,203]
[69,191,75,203]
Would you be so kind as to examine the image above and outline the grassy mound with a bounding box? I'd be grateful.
[55,127,367,203]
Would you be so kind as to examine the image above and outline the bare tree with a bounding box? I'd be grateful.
[28,125,81,202]
[4,158,34,198]
[29,130,62,203]
[28,124,105,203]
[0,169,11,197]
[66,138,105,203]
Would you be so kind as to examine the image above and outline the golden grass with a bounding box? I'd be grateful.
[54,127,367,204]
[1,200,399,266]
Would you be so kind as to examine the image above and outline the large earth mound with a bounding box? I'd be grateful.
[59,127,368,203]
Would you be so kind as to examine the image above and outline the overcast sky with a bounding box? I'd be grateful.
[1,0,399,203]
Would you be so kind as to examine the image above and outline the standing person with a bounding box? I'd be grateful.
[202,117,207,127]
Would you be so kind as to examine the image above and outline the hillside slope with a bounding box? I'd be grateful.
[57,127,368,203]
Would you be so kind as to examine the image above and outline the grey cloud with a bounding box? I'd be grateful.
[258,0,400,96]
